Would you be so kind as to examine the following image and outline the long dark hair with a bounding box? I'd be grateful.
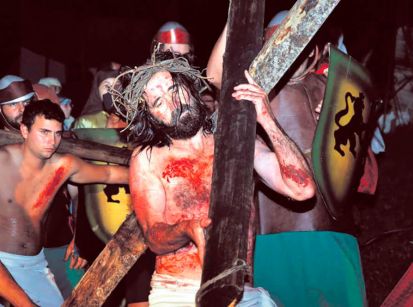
[128,70,212,150]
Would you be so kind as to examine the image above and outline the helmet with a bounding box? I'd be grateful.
[0,75,34,105]
[38,77,62,89]
[264,10,289,41]
[151,21,193,56]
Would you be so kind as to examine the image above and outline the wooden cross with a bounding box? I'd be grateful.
[0,0,342,305]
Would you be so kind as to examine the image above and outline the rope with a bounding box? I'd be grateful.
[195,259,251,305]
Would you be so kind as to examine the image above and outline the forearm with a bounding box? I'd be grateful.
[0,262,34,307]
[207,23,228,89]
[261,116,315,200]
[106,165,129,184]
[145,221,192,255]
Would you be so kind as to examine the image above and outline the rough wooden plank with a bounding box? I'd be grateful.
[198,0,265,306]
[249,0,341,93]
[0,130,131,165]
[63,213,147,307]
[381,263,413,307]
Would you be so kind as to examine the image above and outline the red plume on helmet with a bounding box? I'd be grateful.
[150,21,193,56]
[264,10,289,42]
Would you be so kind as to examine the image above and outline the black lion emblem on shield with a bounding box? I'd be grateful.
[334,92,367,157]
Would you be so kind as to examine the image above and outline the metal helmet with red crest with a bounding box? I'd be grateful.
[150,21,194,60]
[264,10,289,42]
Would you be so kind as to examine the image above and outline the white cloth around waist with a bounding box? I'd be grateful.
[0,249,64,307]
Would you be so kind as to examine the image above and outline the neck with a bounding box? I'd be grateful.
[172,129,207,151]
[20,143,47,171]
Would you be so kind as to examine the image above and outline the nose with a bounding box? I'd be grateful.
[17,102,25,113]
[47,133,60,147]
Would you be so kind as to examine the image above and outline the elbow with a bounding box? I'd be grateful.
[145,231,175,255]
[146,238,176,256]
[206,67,222,90]
[146,241,166,255]
[291,181,316,202]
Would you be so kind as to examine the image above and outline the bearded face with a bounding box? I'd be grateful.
[144,70,206,140]
[0,100,30,130]
[152,99,206,140]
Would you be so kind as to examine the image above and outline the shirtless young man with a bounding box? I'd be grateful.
[113,53,315,306]
[0,100,129,307]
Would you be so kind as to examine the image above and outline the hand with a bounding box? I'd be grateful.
[184,217,211,267]
[64,239,88,270]
[232,70,272,125]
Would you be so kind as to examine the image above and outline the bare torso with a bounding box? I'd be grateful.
[0,144,71,255]
[144,134,214,279]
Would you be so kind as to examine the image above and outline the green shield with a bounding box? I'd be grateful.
[312,45,376,220]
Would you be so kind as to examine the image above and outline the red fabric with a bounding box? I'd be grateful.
[315,63,329,75]
[357,148,379,194]
[156,28,190,44]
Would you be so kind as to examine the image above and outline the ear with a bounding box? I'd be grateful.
[20,124,29,139]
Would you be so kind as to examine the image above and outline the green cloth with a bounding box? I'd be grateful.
[74,111,108,129]
[44,246,84,299]
[253,231,367,307]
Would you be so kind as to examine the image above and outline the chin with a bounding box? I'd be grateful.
[42,150,56,159]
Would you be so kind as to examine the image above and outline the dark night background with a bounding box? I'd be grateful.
[1,0,413,306]
[1,0,411,115]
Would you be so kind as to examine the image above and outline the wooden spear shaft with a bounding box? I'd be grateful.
[249,0,341,93]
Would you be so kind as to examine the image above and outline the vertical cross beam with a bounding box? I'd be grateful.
[198,0,265,306]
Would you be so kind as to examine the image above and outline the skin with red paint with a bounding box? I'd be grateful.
[130,69,315,283]
[279,163,311,187]
[131,149,213,279]
[32,166,66,209]
[0,113,128,305]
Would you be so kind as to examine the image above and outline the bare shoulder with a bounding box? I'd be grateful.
[0,144,22,163]
[47,152,81,173]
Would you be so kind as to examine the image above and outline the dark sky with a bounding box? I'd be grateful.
[0,0,412,109]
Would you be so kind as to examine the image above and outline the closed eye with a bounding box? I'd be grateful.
[152,97,161,108]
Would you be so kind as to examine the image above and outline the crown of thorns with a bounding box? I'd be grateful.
[110,56,209,130]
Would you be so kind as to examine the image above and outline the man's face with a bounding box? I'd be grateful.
[21,115,63,159]
[144,70,205,139]
[0,99,30,129]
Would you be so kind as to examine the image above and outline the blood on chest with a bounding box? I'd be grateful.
[32,167,66,210]
[163,156,211,194]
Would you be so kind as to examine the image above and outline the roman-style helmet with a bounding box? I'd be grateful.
[0,75,34,106]
[150,21,193,56]
[264,10,289,42]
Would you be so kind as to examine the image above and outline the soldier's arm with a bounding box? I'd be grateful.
[0,261,37,307]
[206,23,228,89]
[233,71,315,201]
[130,150,210,263]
